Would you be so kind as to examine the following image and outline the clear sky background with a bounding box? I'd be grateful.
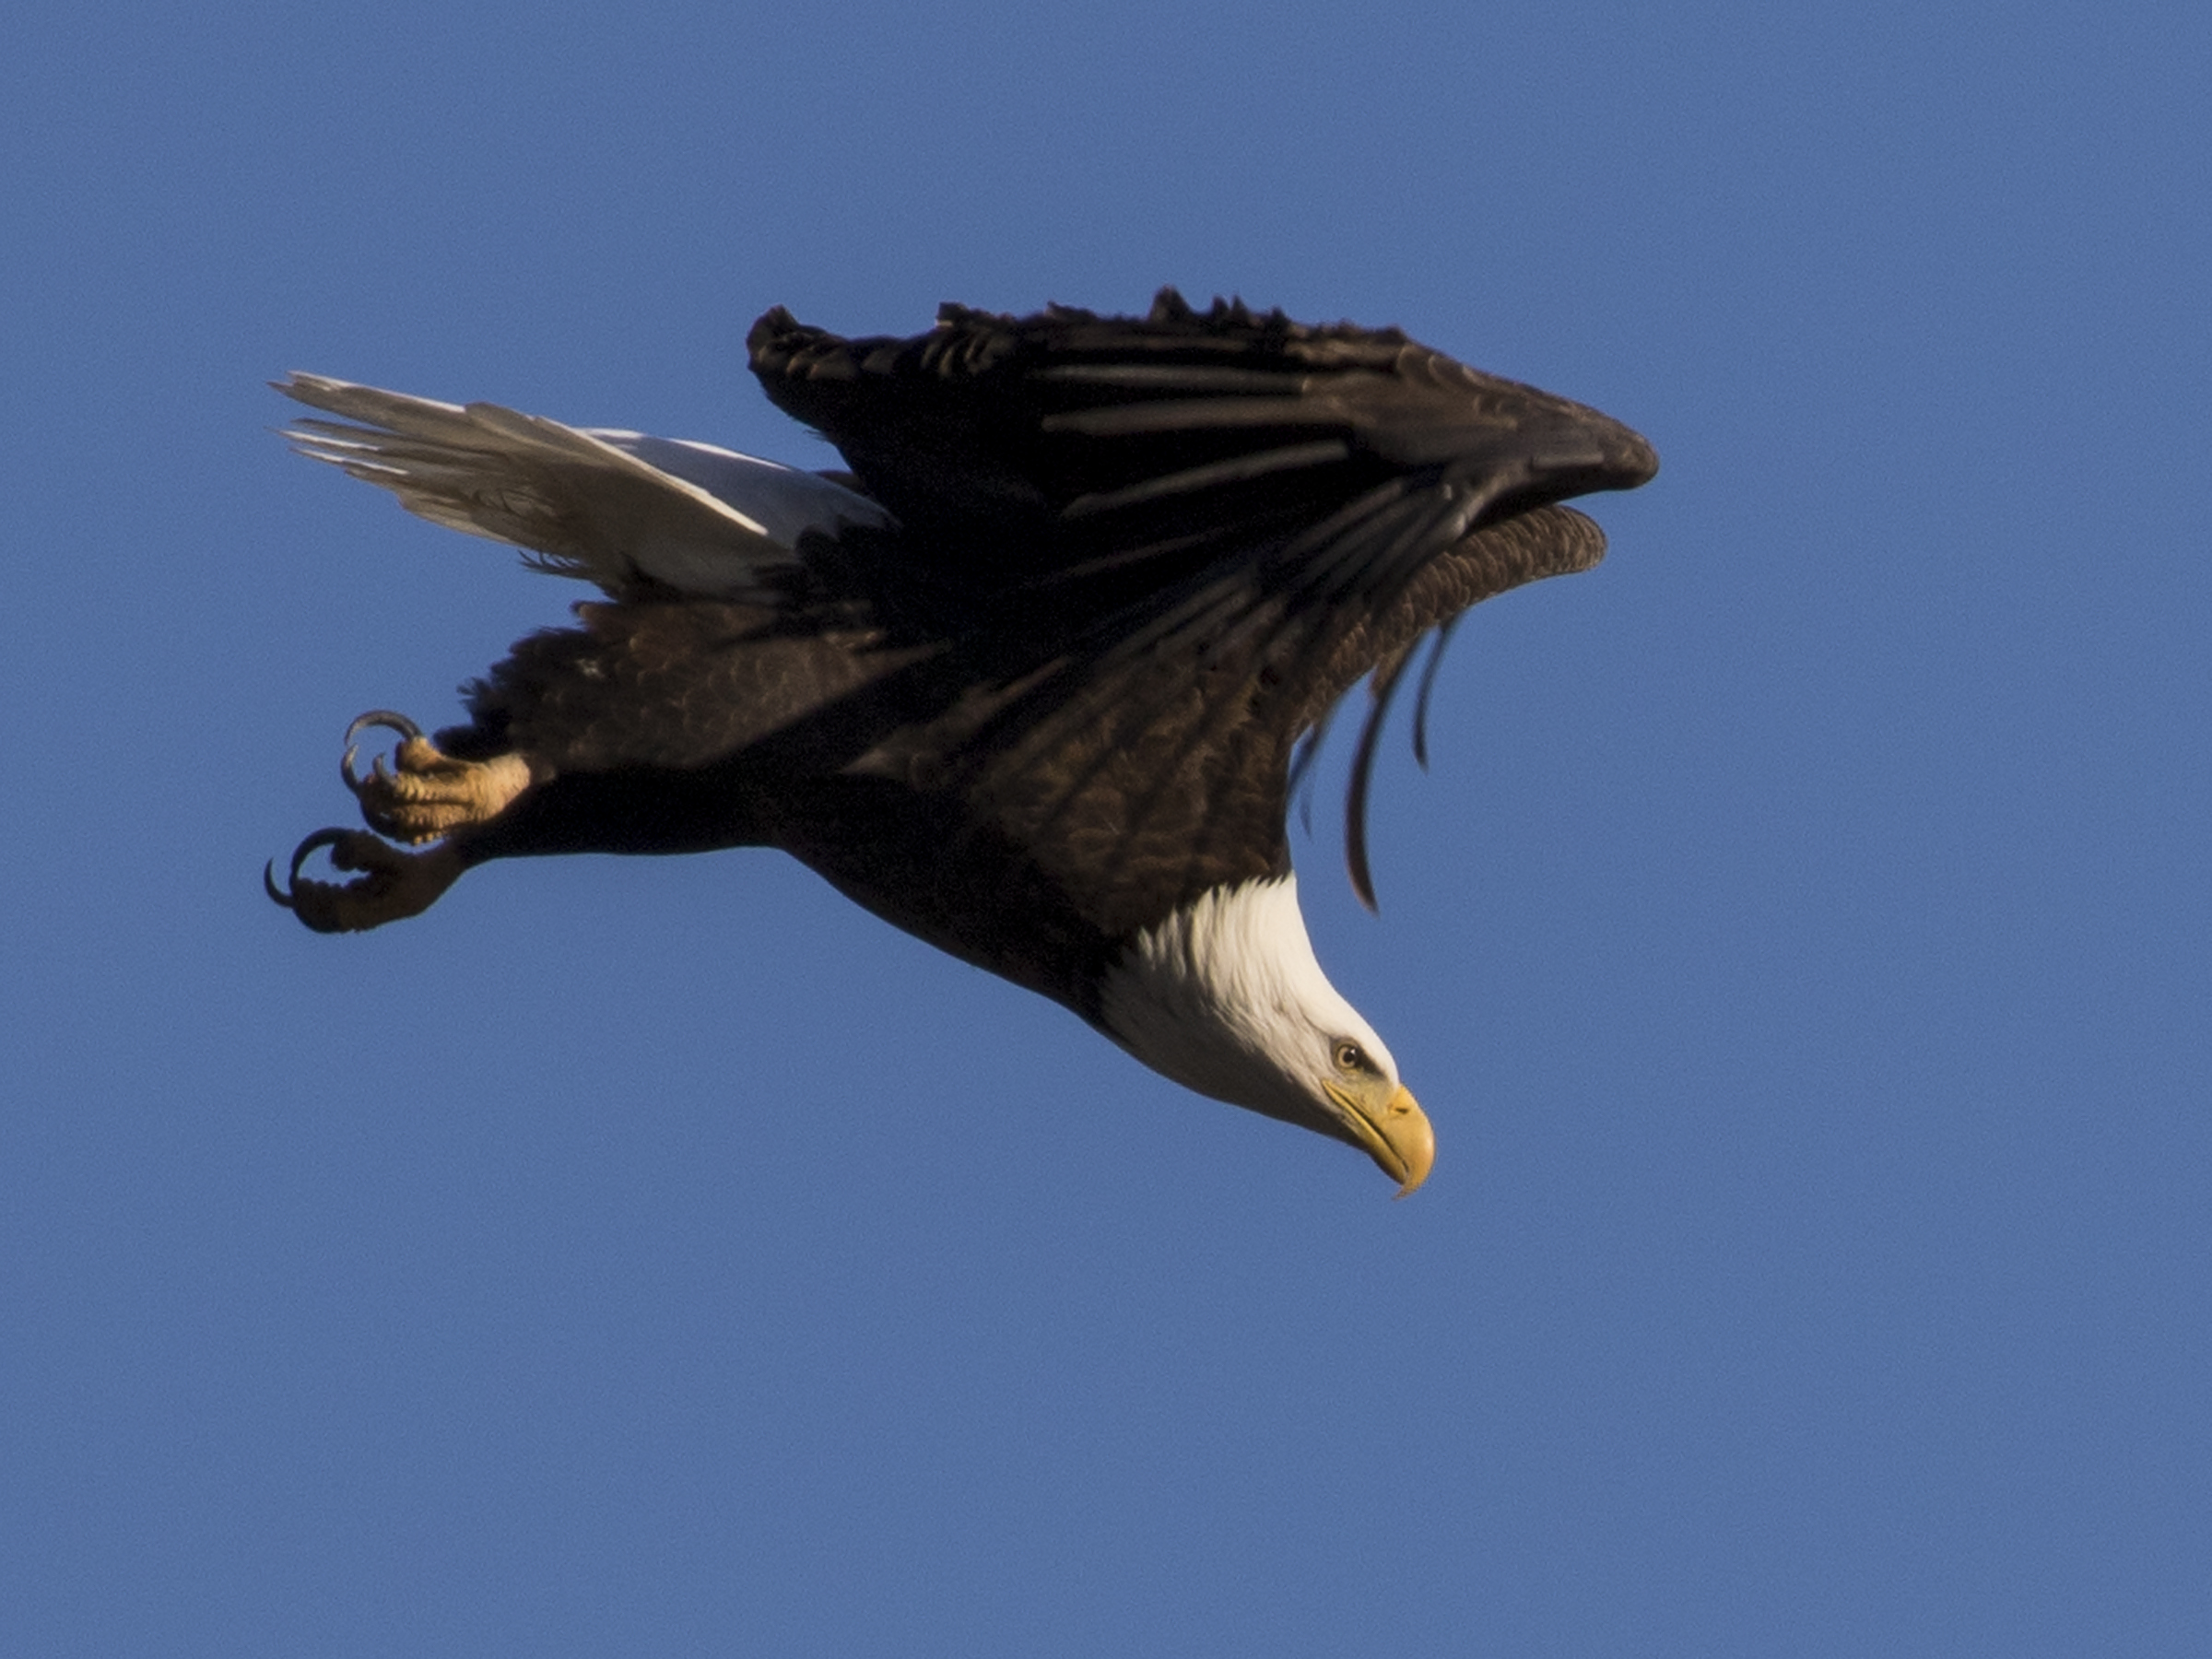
[5,3,2206,1653]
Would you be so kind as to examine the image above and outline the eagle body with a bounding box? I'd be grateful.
[270,291,1655,1192]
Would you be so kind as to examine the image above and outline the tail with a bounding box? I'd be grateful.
[274,372,892,602]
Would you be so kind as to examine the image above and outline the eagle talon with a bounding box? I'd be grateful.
[265,827,460,933]
[333,711,535,843]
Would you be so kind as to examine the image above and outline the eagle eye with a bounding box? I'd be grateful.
[1334,1041,1367,1074]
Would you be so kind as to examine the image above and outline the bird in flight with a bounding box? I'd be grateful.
[267,289,1655,1194]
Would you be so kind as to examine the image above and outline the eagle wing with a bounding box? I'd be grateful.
[748,291,1653,920]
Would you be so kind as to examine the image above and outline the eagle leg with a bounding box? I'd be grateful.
[340,710,533,844]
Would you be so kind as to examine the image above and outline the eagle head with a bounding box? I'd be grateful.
[1096,876,1435,1195]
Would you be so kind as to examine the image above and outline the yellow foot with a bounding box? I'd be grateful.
[265,829,465,933]
[340,711,533,844]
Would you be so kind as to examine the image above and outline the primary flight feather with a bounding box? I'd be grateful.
[267,289,1656,1193]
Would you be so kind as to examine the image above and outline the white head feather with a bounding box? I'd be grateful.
[1096,875,1401,1136]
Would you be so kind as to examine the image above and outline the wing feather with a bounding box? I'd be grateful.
[747,290,1651,921]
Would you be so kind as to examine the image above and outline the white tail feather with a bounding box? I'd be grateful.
[275,372,892,600]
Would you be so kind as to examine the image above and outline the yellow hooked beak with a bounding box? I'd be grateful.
[1327,1082,1435,1198]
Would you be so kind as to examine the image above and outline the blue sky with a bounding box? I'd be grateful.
[5,2,2206,1653]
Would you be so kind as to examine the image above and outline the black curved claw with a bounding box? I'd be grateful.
[347,710,423,746]
[265,826,353,909]
[341,710,422,794]
[265,826,434,933]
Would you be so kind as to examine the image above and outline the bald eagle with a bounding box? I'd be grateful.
[266,291,1655,1194]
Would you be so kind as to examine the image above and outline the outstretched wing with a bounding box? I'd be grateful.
[276,372,890,602]
[749,291,1654,917]
[749,291,1648,578]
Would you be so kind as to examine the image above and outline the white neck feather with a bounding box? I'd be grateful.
[1096,875,1396,1129]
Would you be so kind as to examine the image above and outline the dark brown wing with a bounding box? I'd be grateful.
[749,289,1650,596]
[928,502,1611,935]
[749,291,1653,924]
